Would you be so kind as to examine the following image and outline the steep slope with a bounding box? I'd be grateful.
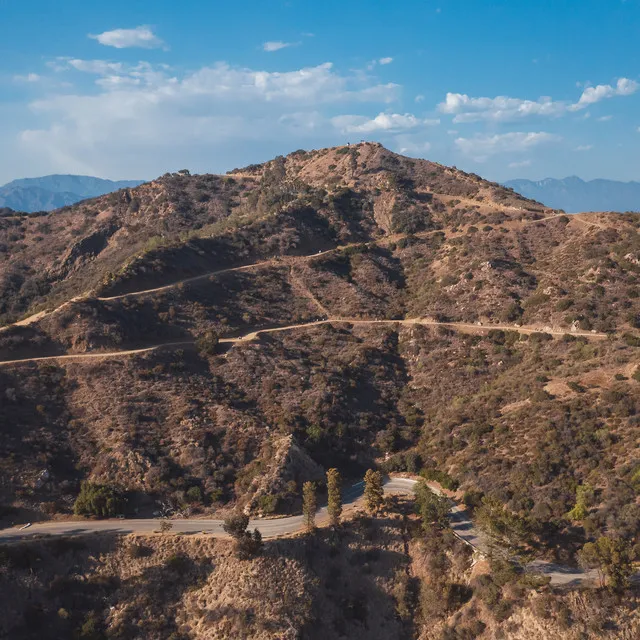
[0,143,638,565]
[0,143,548,326]
[504,176,640,213]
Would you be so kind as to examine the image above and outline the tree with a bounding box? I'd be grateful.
[415,480,450,529]
[578,536,635,590]
[185,486,203,504]
[302,481,317,532]
[223,512,262,559]
[327,468,342,527]
[222,512,250,539]
[475,495,530,546]
[196,330,219,356]
[73,482,124,518]
[568,484,594,521]
[159,519,173,534]
[364,469,385,514]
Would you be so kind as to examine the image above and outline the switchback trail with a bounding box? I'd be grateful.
[0,477,610,587]
[0,211,575,334]
[0,317,608,366]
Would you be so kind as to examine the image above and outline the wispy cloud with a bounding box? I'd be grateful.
[263,41,296,52]
[13,73,41,83]
[455,131,560,161]
[378,57,393,65]
[18,59,401,178]
[509,160,532,168]
[332,112,438,134]
[89,26,165,49]
[575,144,593,151]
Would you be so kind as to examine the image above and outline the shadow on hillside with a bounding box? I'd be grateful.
[0,532,215,640]
[267,516,415,640]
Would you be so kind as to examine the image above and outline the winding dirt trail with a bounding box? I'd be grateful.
[0,210,577,335]
[0,317,607,367]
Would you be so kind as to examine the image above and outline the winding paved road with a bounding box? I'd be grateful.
[0,477,609,587]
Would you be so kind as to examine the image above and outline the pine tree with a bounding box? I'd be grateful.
[364,469,385,513]
[302,481,317,532]
[327,468,342,527]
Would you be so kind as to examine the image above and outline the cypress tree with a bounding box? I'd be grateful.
[364,469,385,513]
[327,468,342,527]
[302,481,317,532]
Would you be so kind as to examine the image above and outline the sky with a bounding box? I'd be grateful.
[1,0,639,184]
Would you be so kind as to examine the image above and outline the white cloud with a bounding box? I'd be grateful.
[89,26,165,49]
[394,136,432,156]
[571,78,639,110]
[575,144,593,151]
[508,160,532,168]
[65,58,125,74]
[439,77,639,123]
[17,60,401,178]
[331,112,438,134]
[414,94,425,103]
[597,115,613,122]
[14,73,41,83]
[379,57,393,65]
[439,93,566,123]
[455,132,560,161]
[263,41,296,52]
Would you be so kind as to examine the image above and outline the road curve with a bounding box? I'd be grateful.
[0,477,608,587]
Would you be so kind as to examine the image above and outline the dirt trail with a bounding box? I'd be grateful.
[0,211,597,335]
[0,318,607,367]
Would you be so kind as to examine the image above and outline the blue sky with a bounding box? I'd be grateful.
[1,0,639,183]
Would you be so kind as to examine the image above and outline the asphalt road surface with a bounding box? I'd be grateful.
[0,477,615,587]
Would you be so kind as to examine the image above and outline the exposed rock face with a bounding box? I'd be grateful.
[243,435,325,515]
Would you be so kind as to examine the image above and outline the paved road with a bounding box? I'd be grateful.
[0,477,609,587]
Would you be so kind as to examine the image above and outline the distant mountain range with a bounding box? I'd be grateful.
[504,176,640,213]
[0,175,144,212]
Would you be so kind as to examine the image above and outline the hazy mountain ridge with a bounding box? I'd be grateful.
[504,176,640,213]
[0,174,144,213]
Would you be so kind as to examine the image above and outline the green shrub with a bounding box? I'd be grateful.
[196,330,219,355]
[73,482,124,518]
[185,486,203,504]
[623,333,640,347]
[421,468,459,491]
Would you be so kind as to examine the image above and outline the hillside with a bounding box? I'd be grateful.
[504,176,640,214]
[2,514,639,640]
[0,143,638,603]
[0,175,144,213]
